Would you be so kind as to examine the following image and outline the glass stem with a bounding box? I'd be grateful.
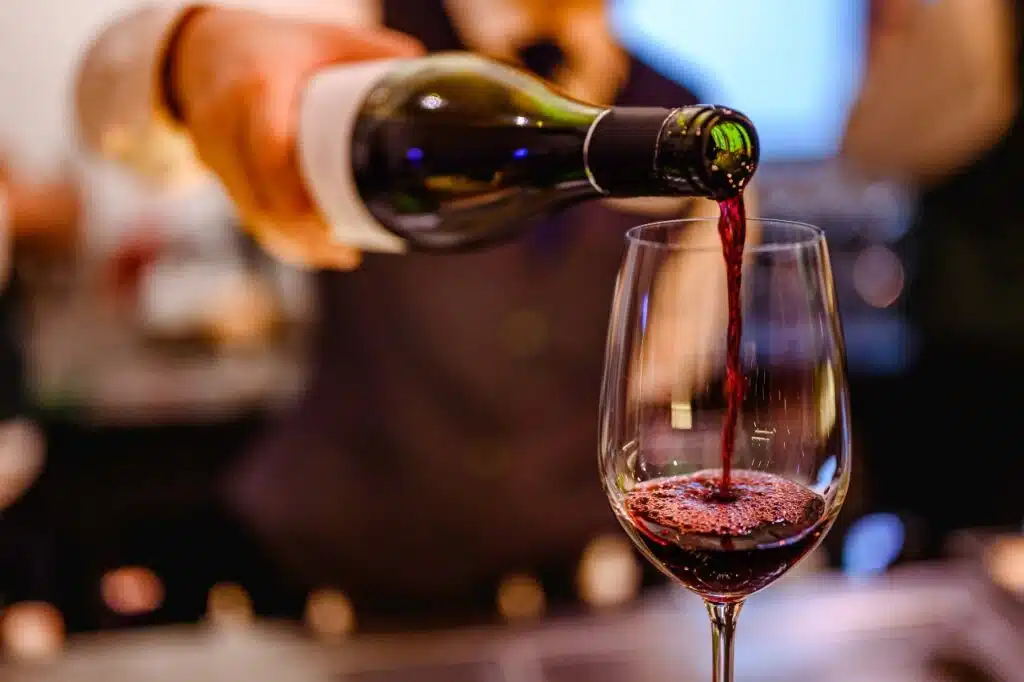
[705,600,743,682]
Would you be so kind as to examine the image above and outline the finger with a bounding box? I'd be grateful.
[289,219,363,270]
[202,90,360,270]
[243,76,310,218]
[247,217,362,270]
[190,102,261,217]
[246,220,309,266]
[313,244,363,270]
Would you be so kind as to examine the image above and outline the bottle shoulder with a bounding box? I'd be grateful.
[363,52,603,123]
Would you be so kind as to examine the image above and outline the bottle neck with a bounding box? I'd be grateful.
[583,105,759,200]
[584,107,674,197]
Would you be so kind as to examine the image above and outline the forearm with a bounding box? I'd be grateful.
[843,72,1018,184]
[841,0,1019,183]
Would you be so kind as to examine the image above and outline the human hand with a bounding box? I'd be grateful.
[632,193,760,405]
[167,8,424,268]
[633,218,728,405]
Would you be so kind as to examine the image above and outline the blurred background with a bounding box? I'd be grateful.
[0,0,1019,679]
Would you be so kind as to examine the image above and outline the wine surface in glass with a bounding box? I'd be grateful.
[623,470,827,602]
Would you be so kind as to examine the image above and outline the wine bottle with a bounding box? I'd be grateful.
[298,52,759,253]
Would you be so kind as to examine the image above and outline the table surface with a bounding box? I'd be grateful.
[3,563,1021,682]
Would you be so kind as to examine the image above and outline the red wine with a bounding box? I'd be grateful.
[623,470,827,601]
[299,53,759,253]
[716,195,746,494]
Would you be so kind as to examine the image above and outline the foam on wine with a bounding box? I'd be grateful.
[626,470,822,544]
[623,470,826,599]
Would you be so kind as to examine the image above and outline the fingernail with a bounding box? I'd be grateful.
[319,249,361,271]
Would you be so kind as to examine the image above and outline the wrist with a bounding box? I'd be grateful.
[160,6,213,123]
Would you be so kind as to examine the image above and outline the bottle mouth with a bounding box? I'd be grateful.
[701,109,759,198]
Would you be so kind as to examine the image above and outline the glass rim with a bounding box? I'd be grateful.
[625,217,825,254]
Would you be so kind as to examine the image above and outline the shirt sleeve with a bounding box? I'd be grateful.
[73,2,209,190]
[72,0,385,193]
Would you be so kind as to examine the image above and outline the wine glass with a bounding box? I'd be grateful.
[599,218,851,682]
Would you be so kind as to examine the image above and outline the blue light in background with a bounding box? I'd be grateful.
[406,147,424,162]
[842,513,905,578]
[513,147,529,159]
[610,0,867,161]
